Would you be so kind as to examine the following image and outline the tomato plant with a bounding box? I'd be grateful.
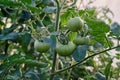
[0,0,120,80]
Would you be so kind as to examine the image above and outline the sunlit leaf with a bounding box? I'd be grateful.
[68,32,77,41]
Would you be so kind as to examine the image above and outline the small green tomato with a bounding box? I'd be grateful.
[68,17,84,32]
[73,36,89,45]
[56,42,76,56]
[34,40,50,53]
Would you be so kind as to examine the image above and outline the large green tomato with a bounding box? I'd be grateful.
[56,42,76,56]
[73,36,89,45]
[34,40,50,53]
[68,17,84,32]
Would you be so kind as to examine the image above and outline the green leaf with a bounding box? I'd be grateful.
[85,18,110,44]
[4,54,48,68]
[43,6,56,13]
[0,0,22,7]
[95,72,106,80]
[0,20,5,25]
[0,32,19,41]
[104,59,113,80]
[0,54,8,60]
[2,24,18,34]
[25,69,40,80]
[18,10,32,23]
[26,4,42,13]
[111,22,120,36]
[42,0,53,5]
[116,47,120,51]
[21,0,32,4]
[18,33,31,52]
[60,9,76,26]
[116,54,120,59]
[94,35,106,44]
[72,45,89,62]
[50,31,60,36]
[43,16,52,25]
[85,18,110,33]
[79,9,96,18]
[68,32,77,41]
[93,42,103,49]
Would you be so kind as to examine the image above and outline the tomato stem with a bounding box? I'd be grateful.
[50,0,60,80]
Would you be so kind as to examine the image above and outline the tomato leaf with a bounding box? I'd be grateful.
[0,0,22,7]
[111,22,120,36]
[95,72,106,80]
[25,69,40,80]
[72,45,89,62]
[1,24,18,34]
[0,32,19,41]
[85,18,110,33]
[43,6,56,13]
[60,8,77,26]
[18,33,31,52]
[68,32,77,41]
[21,0,32,4]
[79,9,96,18]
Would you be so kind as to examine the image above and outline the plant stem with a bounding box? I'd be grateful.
[105,36,111,49]
[51,45,120,75]
[55,0,60,31]
[67,58,74,80]
[50,0,60,80]
[50,50,57,80]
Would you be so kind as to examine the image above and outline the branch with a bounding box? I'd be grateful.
[51,45,120,75]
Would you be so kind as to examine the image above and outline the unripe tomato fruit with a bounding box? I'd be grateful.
[73,36,89,45]
[68,17,84,32]
[34,40,50,53]
[56,42,76,56]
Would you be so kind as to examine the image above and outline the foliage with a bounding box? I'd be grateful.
[0,0,120,80]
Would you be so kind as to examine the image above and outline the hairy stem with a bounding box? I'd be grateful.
[51,45,120,75]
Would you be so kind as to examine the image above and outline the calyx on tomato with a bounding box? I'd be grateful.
[68,17,84,32]
[56,42,76,56]
[34,40,50,53]
[73,36,89,45]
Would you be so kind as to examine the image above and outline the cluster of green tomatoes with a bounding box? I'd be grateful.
[34,17,89,56]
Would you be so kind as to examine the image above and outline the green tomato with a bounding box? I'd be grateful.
[56,42,76,56]
[34,40,50,53]
[68,17,84,32]
[73,36,89,45]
